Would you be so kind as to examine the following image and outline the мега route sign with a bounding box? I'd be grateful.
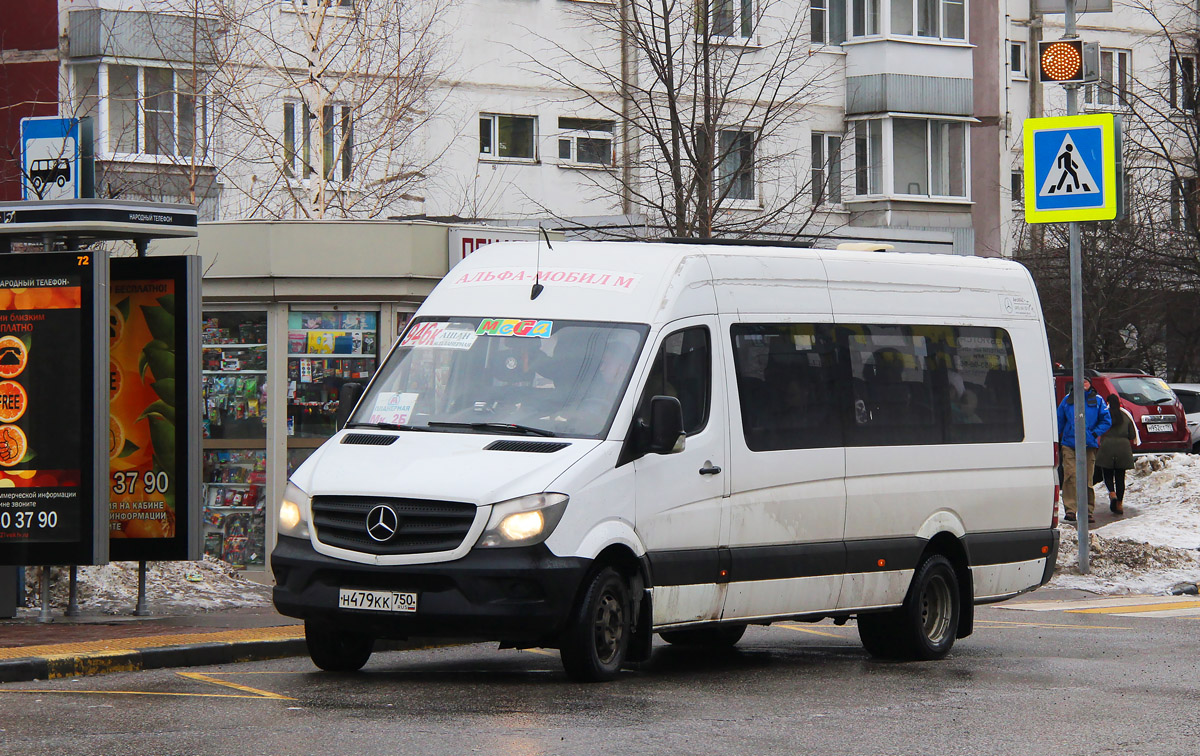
[1023,113,1122,224]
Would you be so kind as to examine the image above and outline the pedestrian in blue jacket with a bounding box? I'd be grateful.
[1057,377,1112,523]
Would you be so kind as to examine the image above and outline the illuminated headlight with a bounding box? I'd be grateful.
[279,481,311,539]
[477,493,569,548]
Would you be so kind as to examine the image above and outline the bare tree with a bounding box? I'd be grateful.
[521,0,841,239]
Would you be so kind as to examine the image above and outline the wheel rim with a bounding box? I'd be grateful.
[592,589,625,665]
[920,573,954,646]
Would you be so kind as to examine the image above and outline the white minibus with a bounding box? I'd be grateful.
[272,241,1060,681]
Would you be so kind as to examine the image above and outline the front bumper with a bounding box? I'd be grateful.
[271,535,589,644]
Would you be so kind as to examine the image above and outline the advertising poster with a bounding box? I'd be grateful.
[0,251,107,566]
[109,256,201,562]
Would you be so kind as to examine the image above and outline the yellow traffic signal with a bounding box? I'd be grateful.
[1039,40,1099,84]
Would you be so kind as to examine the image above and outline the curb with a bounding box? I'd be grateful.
[0,637,309,684]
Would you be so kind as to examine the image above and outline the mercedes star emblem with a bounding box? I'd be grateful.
[366,504,399,542]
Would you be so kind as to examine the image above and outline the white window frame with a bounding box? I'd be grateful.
[280,0,354,11]
[887,0,967,41]
[1010,40,1028,80]
[1171,54,1197,111]
[557,118,616,168]
[73,63,210,163]
[812,131,843,206]
[810,0,846,46]
[479,113,539,163]
[704,0,756,41]
[718,128,756,202]
[853,118,883,196]
[850,115,970,201]
[851,0,881,38]
[1085,48,1130,109]
[1011,169,1023,204]
[283,100,353,183]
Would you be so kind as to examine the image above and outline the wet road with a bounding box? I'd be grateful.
[2,596,1198,756]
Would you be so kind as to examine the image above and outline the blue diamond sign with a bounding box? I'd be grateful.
[1023,113,1121,223]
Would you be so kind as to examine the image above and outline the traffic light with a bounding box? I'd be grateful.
[1038,40,1100,84]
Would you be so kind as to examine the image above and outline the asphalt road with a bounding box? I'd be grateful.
[2,595,1198,756]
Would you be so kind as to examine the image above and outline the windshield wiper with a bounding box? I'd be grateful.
[426,421,557,437]
[347,422,431,432]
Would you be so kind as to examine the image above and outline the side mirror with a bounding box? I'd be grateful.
[335,382,364,431]
[646,395,686,455]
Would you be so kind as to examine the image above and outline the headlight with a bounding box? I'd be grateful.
[279,481,311,539]
[477,493,568,548]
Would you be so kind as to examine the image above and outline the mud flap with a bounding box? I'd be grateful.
[626,589,654,663]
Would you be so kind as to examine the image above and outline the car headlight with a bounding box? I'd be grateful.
[477,493,569,548]
[279,481,311,539]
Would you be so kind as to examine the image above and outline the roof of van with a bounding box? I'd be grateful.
[421,240,1040,325]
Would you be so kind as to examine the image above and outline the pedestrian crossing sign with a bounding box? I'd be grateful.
[1023,113,1121,223]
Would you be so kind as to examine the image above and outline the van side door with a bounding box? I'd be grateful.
[631,318,729,626]
[719,321,848,621]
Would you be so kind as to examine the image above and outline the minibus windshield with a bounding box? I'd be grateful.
[349,318,648,439]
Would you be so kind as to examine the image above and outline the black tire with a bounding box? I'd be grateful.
[55,175,66,188]
[559,566,632,682]
[659,623,747,647]
[305,620,375,672]
[31,177,43,192]
[857,554,960,661]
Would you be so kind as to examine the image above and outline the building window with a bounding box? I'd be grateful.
[557,118,614,167]
[480,114,537,161]
[851,0,880,37]
[1171,177,1198,231]
[1010,41,1027,79]
[718,129,755,201]
[283,102,353,181]
[854,119,882,195]
[889,0,965,40]
[812,132,842,205]
[1171,55,1196,111]
[702,0,754,39]
[281,0,354,8]
[1011,169,1023,203]
[1085,49,1130,107]
[893,117,966,198]
[74,64,208,160]
[811,0,846,45]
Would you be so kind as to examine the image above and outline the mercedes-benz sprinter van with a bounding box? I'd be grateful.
[272,241,1060,681]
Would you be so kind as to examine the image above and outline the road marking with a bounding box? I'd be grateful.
[975,619,1131,630]
[519,648,556,657]
[0,671,294,700]
[175,671,295,699]
[1001,596,1200,618]
[774,624,847,639]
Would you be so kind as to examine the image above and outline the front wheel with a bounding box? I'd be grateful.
[559,566,632,682]
[858,554,960,661]
[305,620,375,672]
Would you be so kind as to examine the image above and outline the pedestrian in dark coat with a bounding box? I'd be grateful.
[1096,393,1137,515]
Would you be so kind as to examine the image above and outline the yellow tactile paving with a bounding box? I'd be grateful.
[0,625,304,661]
[1071,600,1200,615]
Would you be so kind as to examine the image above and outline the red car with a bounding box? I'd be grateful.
[1054,370,1192,453]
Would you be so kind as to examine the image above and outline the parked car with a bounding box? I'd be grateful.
[1054,370,1192,453]
[1168,383,1200,453]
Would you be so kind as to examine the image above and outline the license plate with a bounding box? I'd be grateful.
[1147,423,1173,433]
[338,588,417,613]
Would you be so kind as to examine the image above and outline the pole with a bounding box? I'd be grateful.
[38,566,51,623]
[1064,0,1090,572]
[135,560,149,616]
[66,565,80,617]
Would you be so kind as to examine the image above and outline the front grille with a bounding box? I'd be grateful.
[484,440,571,453]
[341,433,398,446]
[311,496,477,555]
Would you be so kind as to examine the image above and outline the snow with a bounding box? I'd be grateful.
[20,456,1200,614]
[1051,454,1200,595]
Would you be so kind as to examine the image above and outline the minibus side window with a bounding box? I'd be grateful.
[636,327,711,436]
[730,324,842,451]
[844,325,940,446]
[942,326,1023,443]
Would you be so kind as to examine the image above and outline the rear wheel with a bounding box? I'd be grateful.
[659,624,746,648]
[857,554,960,661]
[560,566,631,682]
[305,620,375,672]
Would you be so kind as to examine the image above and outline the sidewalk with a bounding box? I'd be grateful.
[0,605,307,684]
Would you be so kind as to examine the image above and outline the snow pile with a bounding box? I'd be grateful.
[23,555,272,614]
[1052,453,1200,594]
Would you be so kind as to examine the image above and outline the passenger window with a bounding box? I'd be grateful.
[942,327,1023,443]
[844,325,940,446]
[731,324,841,451]
[636,327,710,435]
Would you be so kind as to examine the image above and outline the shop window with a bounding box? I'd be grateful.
[202,450,267,569]
[287,310,379,438]
[202,312,267,440]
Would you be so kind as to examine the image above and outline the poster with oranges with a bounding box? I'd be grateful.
[109,278,176,541]
[0,251,108,567]
[108,256,201,563]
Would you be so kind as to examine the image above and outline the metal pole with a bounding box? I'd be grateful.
[1064,0,1090,572]
[134,560,149,616]
[66,565,80,617]
[38,566,51,623]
